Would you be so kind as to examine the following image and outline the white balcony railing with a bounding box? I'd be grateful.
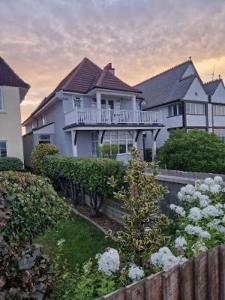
[65,108,163,126]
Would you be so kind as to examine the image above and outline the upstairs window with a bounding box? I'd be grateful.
[73,97,81,108]
[168,103,183,117]
[186,102,205,115]
[213,105,225,116]
[0,141,7,157]
[0,88,4,112]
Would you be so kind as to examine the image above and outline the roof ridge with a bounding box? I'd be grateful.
[203,78,222,86]
[134,59,191,87]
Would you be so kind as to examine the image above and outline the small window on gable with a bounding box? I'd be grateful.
[0,88,4,111]
[0,141,7,157]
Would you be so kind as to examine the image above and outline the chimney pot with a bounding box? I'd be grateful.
[104,63,115,75]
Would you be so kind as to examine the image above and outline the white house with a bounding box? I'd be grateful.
[0,57,29,161]
[135,59,225,151]
[23,58,163,165]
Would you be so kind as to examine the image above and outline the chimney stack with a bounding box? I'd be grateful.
[104,63,115,75]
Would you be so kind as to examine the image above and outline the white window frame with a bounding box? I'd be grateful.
[73,96,82,109]
[0,87,5,112]
[0,141,7,157]
[213,105,225,116]
[186,102,205,115]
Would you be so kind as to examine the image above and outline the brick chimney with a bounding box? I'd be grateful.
[104,63,115,75]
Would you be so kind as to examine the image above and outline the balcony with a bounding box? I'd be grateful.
[65,108,163,127]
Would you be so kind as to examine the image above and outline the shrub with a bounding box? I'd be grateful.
[0,171,69,242]
[31,143,59,174]
[109,148,168,265]
[43,155,125,216]
[158,129,225,173]
[0,188,53,299]
[97,144,118,159]
[0,157,23,171]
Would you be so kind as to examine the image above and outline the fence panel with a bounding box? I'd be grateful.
[145,272,162,300]
[194,252,208,300]
[179,259,194,300]
[208,246,219,300]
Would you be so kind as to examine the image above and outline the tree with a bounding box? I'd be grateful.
[109,149,168,266]
[158,129,225,173]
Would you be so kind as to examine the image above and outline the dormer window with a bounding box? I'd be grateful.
[0,88,4,112]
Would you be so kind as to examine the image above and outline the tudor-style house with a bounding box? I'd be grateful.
[23,58,163,165]
[135,59,225,149]
[0,57,29,161]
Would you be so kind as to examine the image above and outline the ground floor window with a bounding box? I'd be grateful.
[213,129,225,143]
[38,134,51,144]
[0,141,7,157]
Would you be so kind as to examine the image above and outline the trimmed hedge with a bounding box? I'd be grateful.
[0,171,69,242]
[43,155,125,216]
[158,129,225,173]
[31,143,59,174]
[0,157,23,171]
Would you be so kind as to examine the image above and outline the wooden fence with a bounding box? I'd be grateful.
[98,245,225,300]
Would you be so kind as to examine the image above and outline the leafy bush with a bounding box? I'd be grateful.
[97,144,118,159]
[43,155,125,216]
[0,188,53,299]
[109,148,168,265]
[31,143,59,174]
[0,157,23,171]
[158,129,225,173]
[0,171,69,242]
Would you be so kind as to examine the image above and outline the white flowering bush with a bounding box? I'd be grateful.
[127,264,145,281]
[96,248,120,276]
[170,176,225,257]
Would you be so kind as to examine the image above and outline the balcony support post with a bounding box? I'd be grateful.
[151,129,160,161]
[96,91,101,123]
[132,95,137,122]
[72,130,78,157]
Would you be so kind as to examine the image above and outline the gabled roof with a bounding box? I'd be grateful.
[0,56,30,89]
[135,60,201,109]
[24,57,141,124]
[203,79,222,96]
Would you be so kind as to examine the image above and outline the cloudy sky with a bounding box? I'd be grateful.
[1,0,225,121]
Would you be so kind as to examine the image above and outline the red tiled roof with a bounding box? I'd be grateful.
[23,57,141,123]
[0,57,30,89]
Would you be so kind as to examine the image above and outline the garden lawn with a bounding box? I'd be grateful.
[35,214,116,269]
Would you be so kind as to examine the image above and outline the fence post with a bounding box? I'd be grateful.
[179,259,194,300]
[208,246,219,300]
[194,252,208,300]
[125,279,145,300]
[145,272,162,300]
[219,245,225,300]
[162,266,180,300]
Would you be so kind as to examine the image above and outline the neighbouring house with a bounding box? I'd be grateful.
[22,58,163,166]
[135,59,225,150]
[0,57,30,161]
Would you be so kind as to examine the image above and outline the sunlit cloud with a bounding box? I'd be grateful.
[1,0,225,121]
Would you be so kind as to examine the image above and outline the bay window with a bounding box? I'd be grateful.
[168,103,182,117]
[213,105,225,116]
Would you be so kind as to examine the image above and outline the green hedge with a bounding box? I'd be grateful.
[0,171,69,242]
[0,157,23,171]
[158,129,225,173]
[43,155,125,216]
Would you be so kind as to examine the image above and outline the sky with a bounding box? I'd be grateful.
[1,0,225,121]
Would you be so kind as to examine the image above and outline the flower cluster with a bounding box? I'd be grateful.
[150,247,187,272]
[127,264,145,281]
[96,248,120,276]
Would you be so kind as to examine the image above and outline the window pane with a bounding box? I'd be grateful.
[186,103,205,115]
[0,89,3,111]
[0,141,7,157]
[38,135,50,144]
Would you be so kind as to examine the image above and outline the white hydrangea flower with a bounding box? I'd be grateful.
[209,184,221,194]
[202,205,223,218]
[184,225,210,239]
[188,207,203,221]
[96,248,120,276]
[151,247,187,272]
[198,183,209,192]
[127,265,145,282]
[208,219,221,230]
[175,236,187,249]
[192,241,208,256]
[214,176,223,184]
[199,195,211,208]
[193,191,202,199]
[204,178,214,186]
[170,204,186,217]
[199,230,211,239]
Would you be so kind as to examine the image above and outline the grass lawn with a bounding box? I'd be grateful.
[35,213,116,269]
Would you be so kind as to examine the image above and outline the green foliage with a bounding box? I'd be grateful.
[43,155,125,216]
[97,144,118,159]
[0,171,69,242]
[109,148,168,265]
[158,129,225,173]
[0,188,53,299]
[0,156,23,171]
[31,143,59,174]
